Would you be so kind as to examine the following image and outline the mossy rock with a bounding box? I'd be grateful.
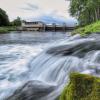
[60,73,100,100]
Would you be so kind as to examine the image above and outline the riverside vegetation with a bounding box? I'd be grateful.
[70,0,100,35]
[0,26,17,33]
[0,8,21,33]
[73,21,100,36]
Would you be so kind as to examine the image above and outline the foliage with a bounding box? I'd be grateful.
[0,27,8,33]
[10,17,21,26]
[0,26,17,33]
[72,21,100,36]
[60,73,100,100]
[0,8,9,26]
[70,0,100,26]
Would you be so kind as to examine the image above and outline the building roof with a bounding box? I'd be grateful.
[23,21,45,25]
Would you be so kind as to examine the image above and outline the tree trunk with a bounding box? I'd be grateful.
[94,9,98,21]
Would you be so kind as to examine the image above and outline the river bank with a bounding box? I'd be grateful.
[73,21,100,36]
[0,26,17,33]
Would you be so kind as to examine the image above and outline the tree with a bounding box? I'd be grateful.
[0,8,9,26]
[69,0,100,26]
[11,17,22,26]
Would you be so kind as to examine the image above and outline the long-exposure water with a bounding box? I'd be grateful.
[0,32,100,100]
[0,31,70,100]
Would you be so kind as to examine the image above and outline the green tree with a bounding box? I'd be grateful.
[0,8,9,26]
[69,0,100,26]
[11,17,21,26]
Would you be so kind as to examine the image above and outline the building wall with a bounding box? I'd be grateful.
[22,22,44,28]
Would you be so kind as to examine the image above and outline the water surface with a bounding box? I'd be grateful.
[0,32,99,100]
[0,31,70,100]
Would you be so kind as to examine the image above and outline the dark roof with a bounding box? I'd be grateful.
[24,21,45,24]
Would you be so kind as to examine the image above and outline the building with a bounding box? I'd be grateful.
[21,21,75,31]
[22,21,46,31]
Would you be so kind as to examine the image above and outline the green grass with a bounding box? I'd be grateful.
[0,26,17,33]
[60,73,100,100]
[73,21,100,36]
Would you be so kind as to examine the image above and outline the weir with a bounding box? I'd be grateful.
[20,21,75,32]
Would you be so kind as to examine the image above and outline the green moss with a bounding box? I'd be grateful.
[73,21,100,36]
[60,73,100,100]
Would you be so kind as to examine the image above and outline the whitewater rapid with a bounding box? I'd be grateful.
[0,33,100,100]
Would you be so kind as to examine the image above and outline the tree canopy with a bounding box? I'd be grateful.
[69,0,100,26]
[11,17,21,26]
[0,8,9,26]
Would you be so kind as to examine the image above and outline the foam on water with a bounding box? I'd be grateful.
[0,33,100,100]
[0,44,44,99]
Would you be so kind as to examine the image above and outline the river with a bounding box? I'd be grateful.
[0,31,70,100]
[0,32,99,100]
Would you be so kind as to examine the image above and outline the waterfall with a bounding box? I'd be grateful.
[2,34,100,100]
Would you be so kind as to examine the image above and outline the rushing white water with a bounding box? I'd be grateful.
[0,32,100,100]
[0,32,70,100]
[0,45,44,99]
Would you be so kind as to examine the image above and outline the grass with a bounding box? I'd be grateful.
[73,21,100,36]
[0,26,17,33]
[60,73,100,100]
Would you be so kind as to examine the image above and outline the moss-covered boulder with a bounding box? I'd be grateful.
[60,73,100,100]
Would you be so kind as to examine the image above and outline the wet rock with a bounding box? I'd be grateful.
[6,80,55,100]
[95,67,100,74]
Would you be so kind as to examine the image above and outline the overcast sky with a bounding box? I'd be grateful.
[0,0,70,20]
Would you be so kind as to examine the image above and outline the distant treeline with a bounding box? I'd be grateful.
[69,0,100,26]
[0,8,21,26]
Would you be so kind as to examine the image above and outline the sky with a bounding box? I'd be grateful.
[0,0,77,26]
